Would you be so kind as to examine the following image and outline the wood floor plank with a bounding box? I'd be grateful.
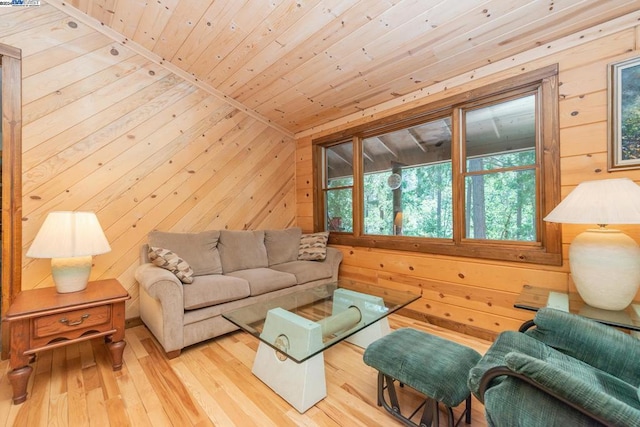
[90,339,121,399]
[85,387,110,426]
[120,336,172,425]
[0,360,13,427]
[105,396,131,426]
[63,342,90,425]
[185,345,272,426]
[25,371,50,426]
[170,359,238,427]
[47,392,68,427]
[139,338,211,426]
[0,314,489,426]
[114,365,153,427]
[202,344,299,427]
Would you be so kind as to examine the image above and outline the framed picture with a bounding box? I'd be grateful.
[608,56,640,170]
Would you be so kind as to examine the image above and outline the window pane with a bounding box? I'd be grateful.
[326,188,353,232]
[326,142,353,188]
[466,95,536,171]
[362,118,453,238]
[465,169,536,241]
[620,64,640,162]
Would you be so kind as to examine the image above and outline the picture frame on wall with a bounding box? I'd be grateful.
[608,56,640,171]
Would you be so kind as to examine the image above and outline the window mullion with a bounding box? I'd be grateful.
[352,136,364,238]
[451,107,464,245]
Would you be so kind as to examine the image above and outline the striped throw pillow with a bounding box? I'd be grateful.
[298,232,329,261]
[148,246,194,284]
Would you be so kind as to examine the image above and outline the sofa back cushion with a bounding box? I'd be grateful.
[148,230,222,276]
[218,230,268,273]
[264,227,302,266]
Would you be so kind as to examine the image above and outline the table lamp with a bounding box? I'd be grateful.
[544,178,640,310]
[27,211,111,293]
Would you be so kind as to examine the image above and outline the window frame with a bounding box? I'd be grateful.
[1,43,23,358]
[313,65,561,265]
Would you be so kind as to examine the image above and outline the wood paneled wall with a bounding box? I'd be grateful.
[1,4,296,319]
[297,25,640,338]
[3,2,640,341]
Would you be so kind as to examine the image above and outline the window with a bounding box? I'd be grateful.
[314,65,561,265]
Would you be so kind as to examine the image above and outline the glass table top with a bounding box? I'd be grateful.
[222,280,420,363]
[515,285,640,332]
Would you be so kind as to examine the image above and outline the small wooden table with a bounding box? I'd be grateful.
[515,285,640,332]
[4,279,130,404]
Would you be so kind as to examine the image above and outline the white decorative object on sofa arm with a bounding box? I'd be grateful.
[135,227,343,358]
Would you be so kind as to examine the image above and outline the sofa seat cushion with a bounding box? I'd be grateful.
[219,230,268,273]
[183,274,250,310]
[149,230,222,276]
[270,260,332,284]
[227,268,297,296]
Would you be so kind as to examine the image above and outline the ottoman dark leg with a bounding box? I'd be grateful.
[378,373,402,413]
[419,399,437,426]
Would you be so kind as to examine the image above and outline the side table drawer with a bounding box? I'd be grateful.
[33,305,111,339]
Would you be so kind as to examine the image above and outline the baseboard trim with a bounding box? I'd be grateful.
[125,317,144,329]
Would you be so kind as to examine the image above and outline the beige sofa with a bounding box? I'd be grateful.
[135,227,342,358]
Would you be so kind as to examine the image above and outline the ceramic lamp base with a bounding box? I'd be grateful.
[569,229,640,311]
[51,256,93,293]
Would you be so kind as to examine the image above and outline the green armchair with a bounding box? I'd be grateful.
[468,308,640,427]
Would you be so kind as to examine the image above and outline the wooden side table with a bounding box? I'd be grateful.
[514,285,640,332]
[4,279,130,404]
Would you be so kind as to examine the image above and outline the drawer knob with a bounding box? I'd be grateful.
[59,314,90,326]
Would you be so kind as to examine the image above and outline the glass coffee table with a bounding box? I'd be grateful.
[222,280,420,413]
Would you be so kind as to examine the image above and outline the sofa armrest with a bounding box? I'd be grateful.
[135,263,185,354]
[525,308,640,385]
[325,247,343,281]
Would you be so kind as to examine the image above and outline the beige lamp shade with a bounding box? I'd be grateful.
[544,178,640,310]
[27,211,111,293]
[543,178,640,225]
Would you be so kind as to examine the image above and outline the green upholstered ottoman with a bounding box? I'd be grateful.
[363,328,482,427]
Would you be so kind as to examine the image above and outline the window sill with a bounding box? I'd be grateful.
[329,234,562,266]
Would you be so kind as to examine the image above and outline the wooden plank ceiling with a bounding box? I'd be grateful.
[62,0,639,135]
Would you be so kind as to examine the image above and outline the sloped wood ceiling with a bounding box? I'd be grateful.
[57,0,640,134]
[1,3,296,319]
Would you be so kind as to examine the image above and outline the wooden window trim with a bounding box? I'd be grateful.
[1,44,23,358]
[313,65,561,266]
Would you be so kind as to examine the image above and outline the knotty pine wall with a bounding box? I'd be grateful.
[297,25,640,339]
[2,4,296,319]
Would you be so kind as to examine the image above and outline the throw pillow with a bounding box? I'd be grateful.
[298,231,329,261]
[148,246,194,284]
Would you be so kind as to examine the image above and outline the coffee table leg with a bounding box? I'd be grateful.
[252,341,326,413]
[8,365,33,404]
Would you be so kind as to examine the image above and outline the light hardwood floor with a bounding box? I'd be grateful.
[0,315,491,426]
